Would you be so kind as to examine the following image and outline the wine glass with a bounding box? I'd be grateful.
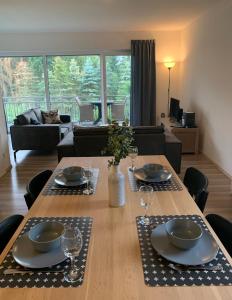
[61,226,83,283]
[82,165,93,195]
[128,146,138,172]
[139,185,153,226]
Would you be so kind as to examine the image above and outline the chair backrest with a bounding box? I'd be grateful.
[111,102,125,121]
[206,214,232,256]
[183,167,209,212]
[76,97,94,122]
[79,105,94,122]
[0,215,24,254]
[24,169,53,209]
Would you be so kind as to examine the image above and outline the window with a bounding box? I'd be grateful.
[0,53,131,128]
[106,55,131,122]
[47,55,101,123]
[0,57,46,126]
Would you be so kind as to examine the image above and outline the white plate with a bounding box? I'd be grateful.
[134,168,172,183]
[54,173,87,187]
[150,223,219,266]
[12,233,66,269]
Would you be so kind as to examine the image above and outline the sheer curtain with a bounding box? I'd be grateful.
[130,40,156,126]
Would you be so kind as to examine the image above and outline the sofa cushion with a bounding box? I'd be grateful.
[73,126,108,136]
[57,132,75,161]
[30,118,40,125]
[32,108,43,123]
[42,110,62,124]
[16,110,39,125]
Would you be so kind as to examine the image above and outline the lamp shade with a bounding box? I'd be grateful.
[164,61,175,69]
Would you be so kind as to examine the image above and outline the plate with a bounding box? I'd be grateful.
[12,233,66,268]
[150,223,219,265]
[54,173,87,187]
[134,168,172,183]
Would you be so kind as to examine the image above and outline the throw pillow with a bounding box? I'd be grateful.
[16,109,39,125]
[30,118,40,125]
[42,110,62,124]
[32,108,43,123]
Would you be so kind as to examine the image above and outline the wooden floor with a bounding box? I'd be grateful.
[0,144,231,221]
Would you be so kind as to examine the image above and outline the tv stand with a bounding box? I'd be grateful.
[162,118,199,154]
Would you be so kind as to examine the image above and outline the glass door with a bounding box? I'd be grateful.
[47,55,101,124]
[105,55,131,123]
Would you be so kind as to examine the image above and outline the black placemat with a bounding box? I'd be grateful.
[42,168,99,195]
[128,168,183,192]
[136,215,232,287]
[0,217,93,288]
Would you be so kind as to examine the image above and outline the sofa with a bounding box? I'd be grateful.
[57,125,182,173]
[10,108,72,159]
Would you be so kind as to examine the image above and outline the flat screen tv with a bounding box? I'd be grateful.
[170,98,180,120]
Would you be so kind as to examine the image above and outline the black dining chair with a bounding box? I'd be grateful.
[183,167,209,212]
[24,169,53,210]
[206,214,232,257]
[0,215,24,254]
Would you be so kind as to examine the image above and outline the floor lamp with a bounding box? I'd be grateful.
[164,61,175,116]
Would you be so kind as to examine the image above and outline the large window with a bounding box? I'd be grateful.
[0,54,131,127]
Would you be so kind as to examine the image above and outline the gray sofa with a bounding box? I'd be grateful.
[57,125,182,173]
[10,108,72,159]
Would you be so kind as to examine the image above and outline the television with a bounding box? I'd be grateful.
[169,98,182,121]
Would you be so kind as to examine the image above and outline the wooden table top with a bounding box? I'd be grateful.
[0,155,232,300]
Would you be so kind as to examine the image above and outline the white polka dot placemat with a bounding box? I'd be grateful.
[0,217,93,288]
[42,168,99,195]
[128,169,183,192]
[136,215,232,287]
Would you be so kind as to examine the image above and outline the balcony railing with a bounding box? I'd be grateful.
[3,95,130,128]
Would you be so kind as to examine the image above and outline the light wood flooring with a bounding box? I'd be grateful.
[0,144,231,221]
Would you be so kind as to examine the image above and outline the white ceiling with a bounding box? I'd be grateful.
[0,0,223,33]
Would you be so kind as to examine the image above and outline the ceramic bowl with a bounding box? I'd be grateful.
[165,219,202,250]
[62,166,83,181]
[28,221,65,253]
[143,163,163,178]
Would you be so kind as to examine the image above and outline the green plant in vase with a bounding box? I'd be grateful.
[103,120,134,207]
[103,120,134,167]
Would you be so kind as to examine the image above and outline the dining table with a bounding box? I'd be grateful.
[0,155,232,300]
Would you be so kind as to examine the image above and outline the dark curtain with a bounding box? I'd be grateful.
[130,40,156,126]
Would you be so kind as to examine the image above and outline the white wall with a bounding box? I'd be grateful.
[181,1,232,176]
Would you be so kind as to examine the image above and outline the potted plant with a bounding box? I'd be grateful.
[103,120,134,207]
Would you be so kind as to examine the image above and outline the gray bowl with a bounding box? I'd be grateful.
[143,163,164,178]
[28,221,65,253]
[165,219,203,250]
[62,166,84,181]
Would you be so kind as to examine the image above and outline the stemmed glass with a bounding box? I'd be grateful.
[82,165,93,195]
[61,226,83,283]
[139,185,153,226]
[128,146,138,172]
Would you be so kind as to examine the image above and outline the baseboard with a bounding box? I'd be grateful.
[202,151,232,183]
